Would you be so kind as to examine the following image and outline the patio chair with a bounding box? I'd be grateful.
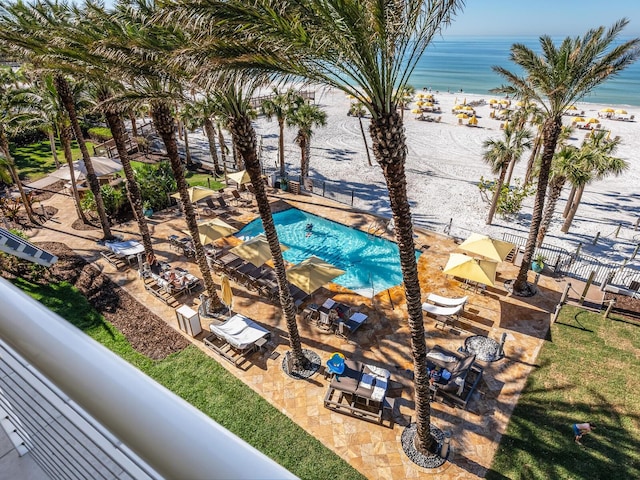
[426,345,483,409]
[421,302,464,329]
[216,196,238,214]
[336,311,368,338]
[204,314,270,367]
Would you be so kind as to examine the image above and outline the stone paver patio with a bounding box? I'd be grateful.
[29,186,564,479]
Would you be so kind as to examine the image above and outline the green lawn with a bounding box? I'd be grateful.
[487,305,640,480]
[11,140,95,182]
[14,277,365,480]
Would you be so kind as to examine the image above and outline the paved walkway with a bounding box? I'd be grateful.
[30,186,565,479]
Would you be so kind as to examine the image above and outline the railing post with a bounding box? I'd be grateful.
[630,243,640,261]
[560,282,571,304]
[635,217,640,231]
[580,271,596,304]
[551,303,562,324]
[603,299,615,319]
[322,181,326,197]
[592,232,600,245]
[615,223,622,238]
[351,189,354,207]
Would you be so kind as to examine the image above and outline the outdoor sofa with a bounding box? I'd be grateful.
[426,345,483,409]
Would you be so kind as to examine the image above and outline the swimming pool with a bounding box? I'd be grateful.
[235,208,420,297]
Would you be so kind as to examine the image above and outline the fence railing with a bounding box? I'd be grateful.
[250,90,316,109]
[0,279,296,480]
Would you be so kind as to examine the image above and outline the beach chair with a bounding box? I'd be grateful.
[421,302,464,329]
[426,293,468,311]
[336,311,369,338]
[100,251,127,270]
[203,314,270,367]
[425,345,483,409]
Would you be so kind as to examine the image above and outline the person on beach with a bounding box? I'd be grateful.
[572,423,595,445]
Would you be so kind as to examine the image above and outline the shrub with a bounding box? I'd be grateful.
[134,161,176,211]
[87,127,113,143]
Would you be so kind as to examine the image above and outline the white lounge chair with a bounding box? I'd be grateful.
[426,293,468,309]
[421,303,464,329]
[204,314,270,366]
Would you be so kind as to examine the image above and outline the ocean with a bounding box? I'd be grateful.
[410,36,640,108]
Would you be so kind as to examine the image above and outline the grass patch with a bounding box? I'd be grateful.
[129,160,225,190]
[11,140,94,182]
[15,278,365,480]
[487,305,640,480]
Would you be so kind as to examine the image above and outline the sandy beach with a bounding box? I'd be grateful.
[247,87,640,265]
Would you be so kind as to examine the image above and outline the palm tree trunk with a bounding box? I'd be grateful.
[524,130,542,185]
[370,111,434,454]
[561,185,584,233]
[203,118,221,174]
[48,130,60,169]
[486,166,507,225]
[54,74,113,240]
[278,119,285,177]
[60,123,86,222]
[151,102,222,308]
[129,111,138,137]
[513,118,562,294]
[358,116,373,167]
[217,124,228,167]
[505,156,516,186]
[536,177,565,246]
[228,113,305,368]
[0,129,37,224]
[299,133,310,178]
[563,185,576,218]
[104,108,154,259]
[183,126,193,166]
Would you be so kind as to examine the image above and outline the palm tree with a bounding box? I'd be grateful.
[482,123,532,225]
[89,0,223,306]
[0,67,38,224]
[211,77,306,368]
[169,0,463,455]
[0,0,114,239]
[287,103,327,178]
[397,85,415,120]
[492,21,640,295]
[349,101,373,167]
[188,95,223,175]
[261,88,303,178]
[561,130,628,233]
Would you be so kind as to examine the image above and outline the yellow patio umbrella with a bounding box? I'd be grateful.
[185,218,238,245]
[489,99,498,104]
[456,113,469,119]
[498,109,510,116]
[499,99,510,105]
[417,93,426,99]
[442,253,497,287]
[230,234,288,266]
[220,274,234,315]
[425,94,434,99]
[615,109,628,114]
[573,117,586,123]
[586,118,600,124]
[468,115,478,126]
[461,106,474,111]
[423,102,434,107]
[170,186,217,203]
[458,233,515,262]
[600,108,615,113]
[566,105,577,111]
[411,108,422,114]
[227,169,252,186]
[452,104,463,110]
[286,256,346,294]
[416,101,425,107]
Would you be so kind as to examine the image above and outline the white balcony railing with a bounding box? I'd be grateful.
[0,278,296,479]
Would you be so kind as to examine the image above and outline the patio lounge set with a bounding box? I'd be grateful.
[203,313,271,367]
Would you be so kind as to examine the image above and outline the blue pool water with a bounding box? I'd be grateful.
[236,208,420,297]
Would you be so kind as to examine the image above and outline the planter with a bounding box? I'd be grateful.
[531,261,544,273]
[143,208,153,218]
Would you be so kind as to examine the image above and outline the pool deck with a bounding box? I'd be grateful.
[30,186,569,479]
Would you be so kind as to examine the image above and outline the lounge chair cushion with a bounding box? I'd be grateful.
[426,293,468,307]
[209,314,269,350]
[421,303,463,317]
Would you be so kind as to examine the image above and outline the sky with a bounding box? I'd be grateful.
[100,0,640,37]
[443,0,640,37]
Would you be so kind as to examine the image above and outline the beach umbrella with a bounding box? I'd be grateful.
[615,109,628,114]
[443,253,497,287]
[566,105,577,111]
[186,218,238,245]
[468,115,478,126]
[452,104,463,110]
[417,93,426,99]
[286,256,345,294]
[600,108,615,113]
[416,101,425,107]
[458,233,515,262]
[587,118,600,124]
[423,102,434,107]
[425,94,434,99]
[573,117,586,123]
[50,156,123,181]
[461,106,474,111]
[220,274,234,316]
[499,99,510,105]
[227,169,252,186]
[456,113,469,119]
[498,109,510,116]
[230,234,288,266]
[489,99,498,104]
[171,186,217,203]
[411,108,422,114]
